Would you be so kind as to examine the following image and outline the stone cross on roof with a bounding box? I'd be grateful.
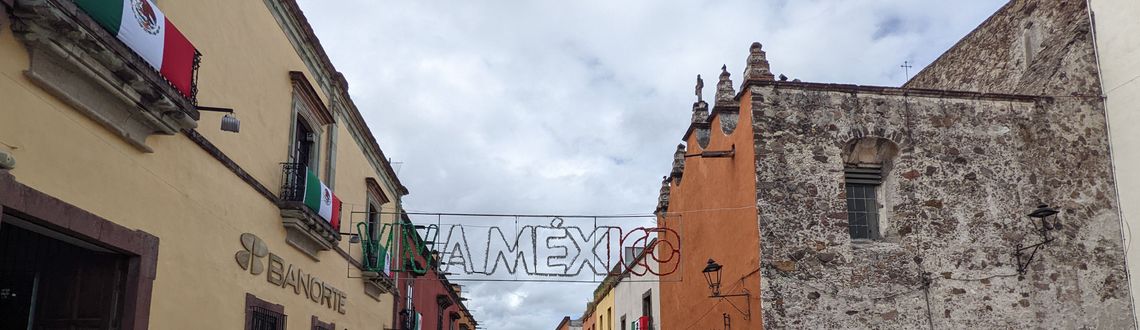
[695,74,705,102]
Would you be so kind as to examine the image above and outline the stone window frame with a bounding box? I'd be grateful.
[244,293,287,330]
[287,71,335,178]
[279,71,339,261]
[0,170,160,330]
[361,177,395,300]
[310,315,335,330]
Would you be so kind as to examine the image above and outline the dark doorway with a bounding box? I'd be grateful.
[0,219,129,330]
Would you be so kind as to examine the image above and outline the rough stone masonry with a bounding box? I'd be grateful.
[745,0,1133,328]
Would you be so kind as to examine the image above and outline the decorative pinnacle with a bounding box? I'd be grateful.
[744,42,776,81]
[691,99,709,124]
[716,64,736,107]
[671,144,686,177]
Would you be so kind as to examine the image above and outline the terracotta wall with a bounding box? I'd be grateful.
[658,95,762,330]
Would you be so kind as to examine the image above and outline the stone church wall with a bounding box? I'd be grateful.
[749,81,1131,328]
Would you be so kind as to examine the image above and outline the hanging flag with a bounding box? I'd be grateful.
[71,0,197,98]
[303,169,341,230]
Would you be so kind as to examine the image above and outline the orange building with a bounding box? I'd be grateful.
[656,49,766,330]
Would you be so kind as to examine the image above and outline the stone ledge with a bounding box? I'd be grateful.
[279,202,340,261]
[361,273,395,301]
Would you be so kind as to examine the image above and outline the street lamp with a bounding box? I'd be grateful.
[702,259,723,296]
[1014,204,1062,275]
[700,258,750,320]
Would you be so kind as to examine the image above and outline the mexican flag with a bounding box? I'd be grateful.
[303,169,341,230]
[72,0,197,98]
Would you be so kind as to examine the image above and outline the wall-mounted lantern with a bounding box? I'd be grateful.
[701,258,751,320]
[1014,204,1062,275]
[702,259,723,296]
[197,106,241,133]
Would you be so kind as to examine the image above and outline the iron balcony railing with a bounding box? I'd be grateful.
[280,162,307,202]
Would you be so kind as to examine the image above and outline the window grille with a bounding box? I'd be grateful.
[845,165,882,239]
[245,294,286,330]
[248,306,285,330]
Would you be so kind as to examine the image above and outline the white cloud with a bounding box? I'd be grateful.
[295,0,1006,328]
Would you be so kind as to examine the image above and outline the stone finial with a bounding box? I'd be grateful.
[671,144,686,178]
[695,74,705,103]
[716,65,736,107]
[656,176,671,212]
[743,42,776,81]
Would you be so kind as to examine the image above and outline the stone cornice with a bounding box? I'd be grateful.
[738,80,1048,103]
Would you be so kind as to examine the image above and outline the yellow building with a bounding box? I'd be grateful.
[0,0,411,328]
[590,271,618,330]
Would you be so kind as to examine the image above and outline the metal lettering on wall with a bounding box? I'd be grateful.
[356,214,681,281]
[236,233,348,314]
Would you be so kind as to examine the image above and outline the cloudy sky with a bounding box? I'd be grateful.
[294,0,1005,328]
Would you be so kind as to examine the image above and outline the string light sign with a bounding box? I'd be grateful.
[356,213,682,282]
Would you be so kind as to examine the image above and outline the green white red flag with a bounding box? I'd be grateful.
[303,169,342,230]
[72,0,197,98]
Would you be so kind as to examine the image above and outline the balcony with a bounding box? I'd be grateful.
[279,162,340,260]
[356,221,396,298]
[10,0,201,152]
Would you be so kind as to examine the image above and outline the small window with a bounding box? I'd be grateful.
[845,165,882,239]
[620,315,626,330]
[245,294,286,330]
[842,137,898,240]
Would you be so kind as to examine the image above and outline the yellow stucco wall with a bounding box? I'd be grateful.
[594,286,616,330]
[0,0,401,328]
[1090,0,1140,325]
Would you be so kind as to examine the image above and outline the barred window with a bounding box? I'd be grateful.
[845,165,882,239]
[245,294,286,330]
[842,136,897,241]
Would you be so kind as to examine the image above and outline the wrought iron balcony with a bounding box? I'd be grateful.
[278,162,338,260]
[280,162,308,202]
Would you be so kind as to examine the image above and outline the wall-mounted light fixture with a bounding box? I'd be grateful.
[702,258,751,320]
[197,106,240,133]
[1014,204,1062,275]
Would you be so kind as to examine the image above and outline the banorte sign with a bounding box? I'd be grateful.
[235,233,347,314]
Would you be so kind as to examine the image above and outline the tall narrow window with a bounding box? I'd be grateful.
[842,137,898,241]
[845,165,882,239]
[287,71,335,181]
[642,291,653,330]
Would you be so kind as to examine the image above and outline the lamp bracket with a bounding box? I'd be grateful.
[196,106,234,113]
[710,288,751,320]
[1012,205,1061,275]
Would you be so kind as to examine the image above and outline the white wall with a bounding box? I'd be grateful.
[1090,0,1140,325]
[612,261,661,330]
